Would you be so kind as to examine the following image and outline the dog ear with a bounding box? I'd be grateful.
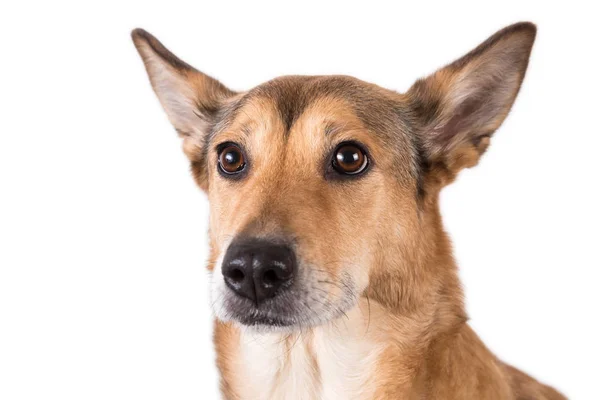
[132,29,236,190]
[407,22,536,185]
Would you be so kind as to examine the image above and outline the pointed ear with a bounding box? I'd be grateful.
[132,29,236,190]
[407,22,536,183]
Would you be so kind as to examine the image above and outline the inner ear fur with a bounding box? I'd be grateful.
[132,29,236,190]
[408,22,536,186]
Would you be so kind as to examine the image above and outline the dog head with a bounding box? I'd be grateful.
[133,23,535,330]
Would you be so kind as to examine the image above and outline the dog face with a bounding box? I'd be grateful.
[133,23,535,329]
[202,78,421,328]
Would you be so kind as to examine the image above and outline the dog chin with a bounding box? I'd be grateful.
[214,296,331,332]
[222,310,343,334]
[230,314,302,333]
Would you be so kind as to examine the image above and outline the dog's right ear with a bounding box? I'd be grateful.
[132,29,236,190]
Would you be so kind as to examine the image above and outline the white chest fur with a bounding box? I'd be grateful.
[230,308,383,400]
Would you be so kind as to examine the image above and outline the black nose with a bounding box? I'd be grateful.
[222,238,296,305]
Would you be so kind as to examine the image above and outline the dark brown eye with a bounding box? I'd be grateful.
[218,144,246,174]
[332,143,368,175]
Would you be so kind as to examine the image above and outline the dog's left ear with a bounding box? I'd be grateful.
[408,22,536,183]
[132,29,236,190]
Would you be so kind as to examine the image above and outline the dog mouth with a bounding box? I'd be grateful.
[218,288,323,328]
[212,270,357,329]
[220,293,298,327]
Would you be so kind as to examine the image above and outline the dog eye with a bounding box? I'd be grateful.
[332,143,368,175]
[218,144,246,175]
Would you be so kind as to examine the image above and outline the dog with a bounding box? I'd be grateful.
[133,22,565,399]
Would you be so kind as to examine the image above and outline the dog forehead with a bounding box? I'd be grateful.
[249,75,359,132]
[215,75,411,142]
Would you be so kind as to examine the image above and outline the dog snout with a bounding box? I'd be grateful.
[222,238,296,304]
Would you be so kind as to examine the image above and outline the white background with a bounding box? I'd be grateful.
[1,1,599,399]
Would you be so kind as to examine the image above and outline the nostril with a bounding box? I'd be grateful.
[262,268,279,286]
[227,268,245,283]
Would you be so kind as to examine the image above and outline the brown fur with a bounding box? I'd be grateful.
[133,22,566,399]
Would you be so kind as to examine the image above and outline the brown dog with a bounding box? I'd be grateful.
[133,22,565,399]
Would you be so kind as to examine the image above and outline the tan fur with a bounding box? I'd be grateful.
[133,22,566,399]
